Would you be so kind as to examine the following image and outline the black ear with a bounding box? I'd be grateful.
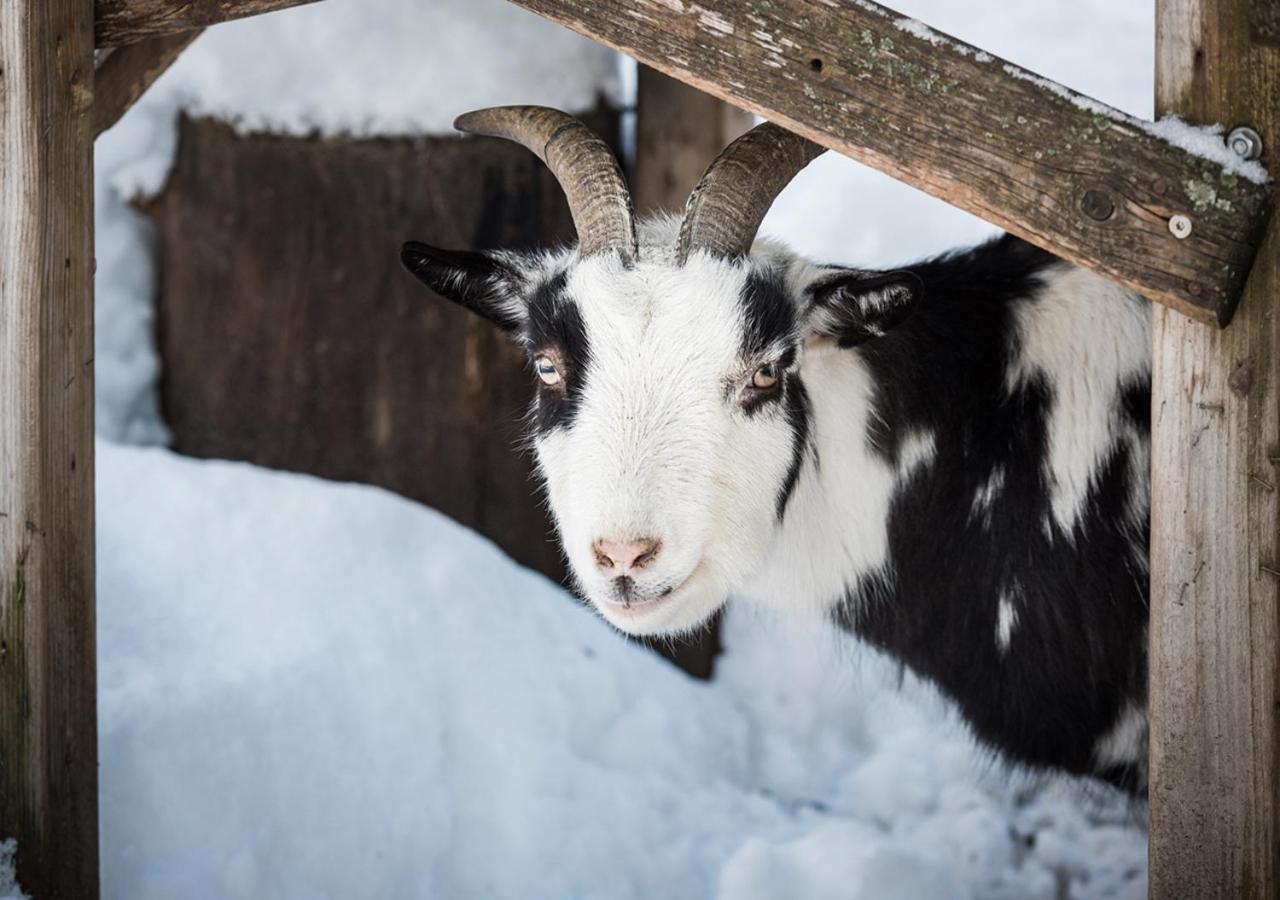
[805,270,923,348]
[400,241,524,333]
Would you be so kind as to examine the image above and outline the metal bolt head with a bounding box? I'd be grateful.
[1227,126,1263,161]
[1169,214,1193,239]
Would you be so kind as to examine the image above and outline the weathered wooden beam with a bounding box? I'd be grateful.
[0,0,100,896]
[1149,0,1280,895]
[95,0,321,47]
[503,0,1274,326]
[94,30,202,136]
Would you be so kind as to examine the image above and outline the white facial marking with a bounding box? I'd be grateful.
[532,220,798,636]
[1005,267,1150,537]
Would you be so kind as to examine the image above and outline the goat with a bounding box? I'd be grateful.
[401,106,1151,793]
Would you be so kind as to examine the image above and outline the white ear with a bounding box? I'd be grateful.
[801,268,924,348]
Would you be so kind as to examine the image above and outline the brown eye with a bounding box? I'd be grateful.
[751,363,780,390]
[535,356,563,386]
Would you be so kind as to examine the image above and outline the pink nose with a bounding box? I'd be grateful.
[592,537,661,575]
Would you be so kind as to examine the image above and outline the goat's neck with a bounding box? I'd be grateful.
[745,346,902,619]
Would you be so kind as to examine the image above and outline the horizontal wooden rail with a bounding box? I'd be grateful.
[94,31,203,136]
[93,0,1276,325]
[506,0,1274,326]
[95,0,320,46]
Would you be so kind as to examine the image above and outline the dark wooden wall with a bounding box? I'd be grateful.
[148,113,592,582]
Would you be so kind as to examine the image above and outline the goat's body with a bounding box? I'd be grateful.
[748,236,1151,790]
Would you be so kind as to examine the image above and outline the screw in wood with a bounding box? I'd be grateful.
[1169,214,1193,239]
[1227,126,1263,161]
[1081,189,1114,221]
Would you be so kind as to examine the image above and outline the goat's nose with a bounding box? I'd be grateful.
[592,537,661,575]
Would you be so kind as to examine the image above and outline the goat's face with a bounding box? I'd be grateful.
[402,107,920,635]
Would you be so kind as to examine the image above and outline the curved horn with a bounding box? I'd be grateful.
[677,122,825,263]
[455,106,637,264]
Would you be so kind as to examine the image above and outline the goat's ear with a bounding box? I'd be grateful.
[401,241,525,334]
[804,269,923,348]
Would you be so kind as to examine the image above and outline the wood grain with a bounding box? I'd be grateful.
[94,30,202,136]
[1150,0,1280,895]
[502,0,1274,326]
[95,0,322,46]
[0,0,100,897]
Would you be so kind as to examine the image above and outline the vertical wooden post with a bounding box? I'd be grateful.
[630,66,751,679]
[631,65,753,215]
[0,1,99,897]
[1150,0,1279,896]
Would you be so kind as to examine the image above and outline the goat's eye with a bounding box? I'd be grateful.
[751,363,780,390]
[535,356,563,386]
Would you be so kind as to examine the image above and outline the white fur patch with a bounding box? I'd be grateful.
[995,587,1019,653]
[1094,702,1148,770]
[896,430,936,480]
[1004,267,1150,537]
[969,465,1005,525]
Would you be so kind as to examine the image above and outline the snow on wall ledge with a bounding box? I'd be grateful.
[97,439,1146,899]
[94,0,620,443]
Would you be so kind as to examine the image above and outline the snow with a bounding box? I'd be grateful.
[94,0,619,442]
[1145,116,1270,184]
[96,440,1146,899]
[0,842,26,900]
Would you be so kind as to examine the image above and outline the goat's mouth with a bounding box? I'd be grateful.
[591,563,705,631]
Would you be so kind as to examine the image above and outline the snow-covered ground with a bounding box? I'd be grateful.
[95,441,1145,899]
[0,0,1165,896]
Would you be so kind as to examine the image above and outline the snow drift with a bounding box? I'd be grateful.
[97,441,1145,899]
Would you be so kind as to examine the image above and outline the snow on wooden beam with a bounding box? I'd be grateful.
[503,0,1275,326]
[94,31,203,136]
[95,0,321,46]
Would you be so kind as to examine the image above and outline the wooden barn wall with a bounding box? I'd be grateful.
[146,112,612,586]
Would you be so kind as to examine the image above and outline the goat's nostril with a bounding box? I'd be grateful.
[592,537,662,575]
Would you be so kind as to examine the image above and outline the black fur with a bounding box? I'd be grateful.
[400,242,522,333]
[826,235,1149,792]
[524,271,591,434]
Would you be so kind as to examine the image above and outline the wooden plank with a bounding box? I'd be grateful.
[96,0,321,46]
[632,64,753,214]
[94,30,202,137]
[503,0,1274,326]
[1149,0,1280,895]
[0,0,99,897]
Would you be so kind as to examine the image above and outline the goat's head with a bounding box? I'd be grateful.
[403,106,922,636]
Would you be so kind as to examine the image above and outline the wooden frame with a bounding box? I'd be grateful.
[1149,0,1279,894]
[92,0,1275,326]
[0,1,99,897]
[1,0,1274,894]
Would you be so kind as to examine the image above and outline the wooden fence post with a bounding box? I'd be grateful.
[0,1,99,897]
[1150,0,1279,895]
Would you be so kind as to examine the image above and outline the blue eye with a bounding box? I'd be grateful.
[535,356,563,386]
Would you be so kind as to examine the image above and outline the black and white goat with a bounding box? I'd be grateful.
[402,107,1150,792]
